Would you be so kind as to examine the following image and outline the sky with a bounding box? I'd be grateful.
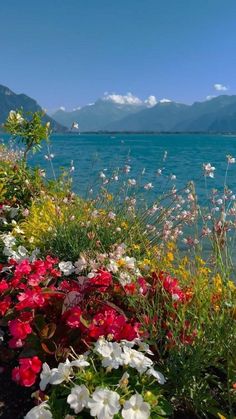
[1,0,236,111]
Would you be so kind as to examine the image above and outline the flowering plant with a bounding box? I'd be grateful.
[25,338,171,419]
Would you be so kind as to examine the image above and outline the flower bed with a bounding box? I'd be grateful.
[0,111,235,418]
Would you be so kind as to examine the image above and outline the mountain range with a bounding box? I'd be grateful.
[52,95,236,133]
[0,85,65,132]
[1,84,236,133]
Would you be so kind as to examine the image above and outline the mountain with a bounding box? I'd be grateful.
[52,95,236,133]
[106,95,236,132]
[0,85,66,132]
[52,99,146,131]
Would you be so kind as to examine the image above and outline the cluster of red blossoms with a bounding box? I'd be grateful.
[0,258,140,387]
[12,356,42,387]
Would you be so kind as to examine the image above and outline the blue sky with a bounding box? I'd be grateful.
[1,0,236,110]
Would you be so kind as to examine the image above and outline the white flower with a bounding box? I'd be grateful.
[122,256,136,270]
[40,363,54,391]
[88,388,120,419]
[121,347,153,373]
[203,163,216,178]
[146,368,166,384]
[121,394,150,419]
[9,110,24,124]
[107,259,119,273]
[144,183,153,190]
[108,211,116,220]
[59,261,75,276]
[67,384,89,414]
[74,256,88,273]
[100,171,106,179]
[24,402,52,419]
[227,155,235,164]
[128,179,136,186]
[94,339,123,369]
[70,355,90,368]
[2,233,16,248]
[50,359,72,385]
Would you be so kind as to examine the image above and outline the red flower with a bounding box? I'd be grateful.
[0,279,8,292]
[16,289,46,310]
[89,270,112,291]
[89,307,138,341]
[14,259,31,278]
[64,307,82,328]
[12,356,42,387]
[0,296,11,316]
[8,319,32,340]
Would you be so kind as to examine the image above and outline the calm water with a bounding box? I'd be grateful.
[28,133,236,204]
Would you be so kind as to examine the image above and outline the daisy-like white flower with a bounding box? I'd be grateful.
[58,261,75,276]
[121,347,153,373]
[70,355,90,369]
[24,402,52,419]
[146,368,166,384]
[67,384,89,414]
[74,255,88,273]
[121,394,150,419]
[50,359,72,385]
[88,388,120,419]
[40,363,56,391]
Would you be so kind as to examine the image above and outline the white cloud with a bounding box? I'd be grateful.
[214,83,228,91]
[159,98,172,103]
[206,95,216,101]
[59,106,66,111]
[103,92,142,105]
[145,95,157,107]
[72,106,81,111]
[103,92,158,107]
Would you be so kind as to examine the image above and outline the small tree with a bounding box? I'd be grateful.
[4,110,51,162]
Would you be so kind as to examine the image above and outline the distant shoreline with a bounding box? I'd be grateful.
[56,131,236,135]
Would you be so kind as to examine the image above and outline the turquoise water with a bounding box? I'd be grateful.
[29,133,236,204]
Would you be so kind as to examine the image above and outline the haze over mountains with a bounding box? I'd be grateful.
[1,84,236,133]
[0,85,65,132]
[52,94,236,133]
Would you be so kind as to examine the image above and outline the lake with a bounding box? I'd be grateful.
[28,133,236,205]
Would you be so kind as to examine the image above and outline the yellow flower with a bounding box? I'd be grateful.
[228,281,236,292]
[121,221,128,229]
[166,252,174,262]
[213,274,223,293]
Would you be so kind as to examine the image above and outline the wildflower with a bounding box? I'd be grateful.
[227,155,235,164]
[25,402,52,419]
[108,211,116,220]
[59,261,74,276]
[144,183,153,190]
[74,255,88,273]
[203,163,215,178]
[124,165,131,173]
[128,179,136,186]
[67,385,89,414]
[121,394,150,419]
[100,171,106,179]
[89,269,112,291]
[88,388,120,419]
